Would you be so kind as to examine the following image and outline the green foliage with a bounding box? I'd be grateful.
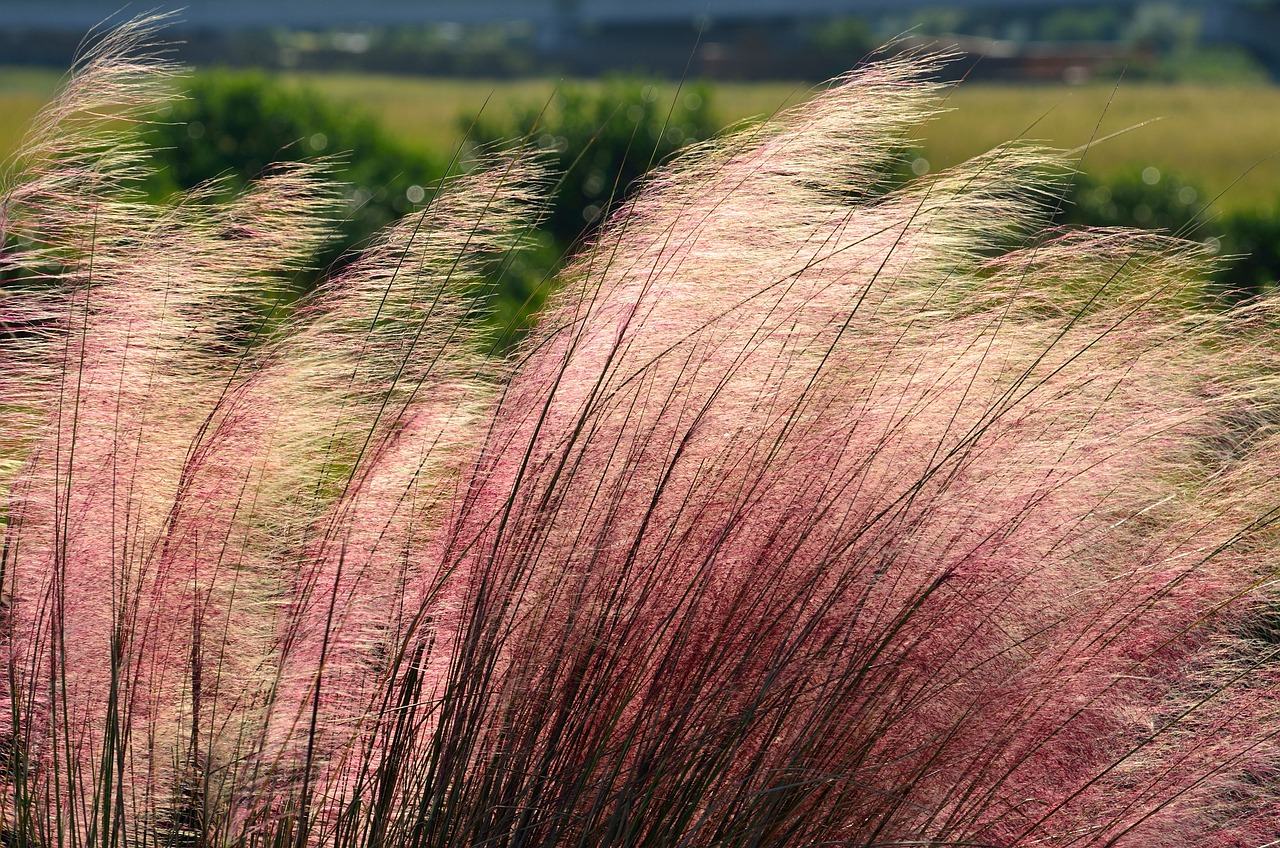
[1059,165,1211,235]
[803,17,877,75]
[1052,3,1272,84]
[142,71,448,276]
[136,71,671,351]
[1058,166,1280,303]
[457,77,718,348]
[1216,204,1280,299]
[902,9,970,37]
[1124,2,1200,53]
[273,24,538,76]
[1120,45,1273,84]
[1039,6,1126,41]
[470,227,563,352]
[465,77,718,249]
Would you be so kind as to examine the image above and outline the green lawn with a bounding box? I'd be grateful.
[4,66,1279,213]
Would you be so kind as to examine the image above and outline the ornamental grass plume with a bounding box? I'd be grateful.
[1,19,1279,848]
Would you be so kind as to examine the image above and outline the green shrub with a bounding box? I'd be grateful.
[1216,204,1280,299]
[1058,165,1212,235]
[142,71,448,278]
[465,77,718,249]
[1116,45,1272,84]
[1057,166,1280,303]
[1039,6,1126,41]
[459,77,719,348]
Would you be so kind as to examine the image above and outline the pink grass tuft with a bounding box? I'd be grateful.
[0,24,1277,848]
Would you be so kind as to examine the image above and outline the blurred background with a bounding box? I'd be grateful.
[3,1,1278,342]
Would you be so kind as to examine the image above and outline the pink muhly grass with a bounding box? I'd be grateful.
[0,20,1278,847]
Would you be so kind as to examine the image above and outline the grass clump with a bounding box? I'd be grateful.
[1,20,1278,848]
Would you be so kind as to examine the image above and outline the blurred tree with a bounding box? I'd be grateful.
[465,77,718,249]
[1125,2,1200,53]
[1039,6,1126,41]
[1056,166,1280,304]
[459,77,718,348]
[142,71,449,280]
[802,17,877,78]
[1057,166,1211,235]
[1119,43,1272,84]
[1215,205,1280,300]
[452,78,718,347]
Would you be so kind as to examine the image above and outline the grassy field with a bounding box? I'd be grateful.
[276,73,1280,212]
[927,83,1280,213]
[0,67,64,165]
[4,66,1280,212]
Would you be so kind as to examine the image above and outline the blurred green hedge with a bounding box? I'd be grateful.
[142,71,449,281]
[133,71,1280,335]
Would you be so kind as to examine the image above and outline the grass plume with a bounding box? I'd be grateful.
[1,21,1278,847]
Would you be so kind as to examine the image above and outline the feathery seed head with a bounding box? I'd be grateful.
[1,19,1277,847]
